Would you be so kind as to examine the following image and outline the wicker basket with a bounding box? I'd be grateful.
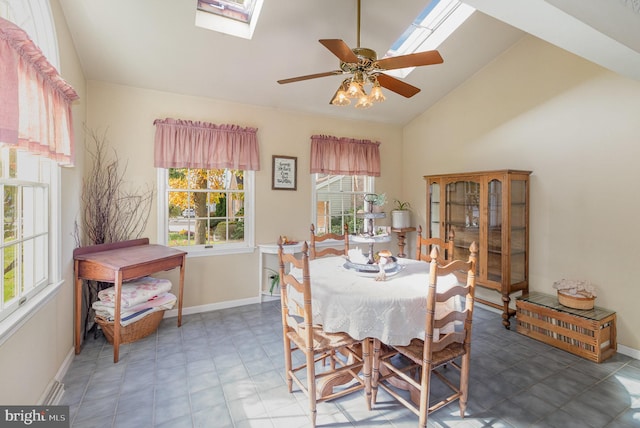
[95,310,165,345]
[557,290,595,310]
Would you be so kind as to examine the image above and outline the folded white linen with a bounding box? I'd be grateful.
[93,293,176,316]
[97,276,172,308]
[94,293,177,326]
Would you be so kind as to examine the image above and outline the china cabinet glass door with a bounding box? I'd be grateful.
[487,179,503,283]
[510,179,527,284]
[428,182,440,238]
[445,180,480,264]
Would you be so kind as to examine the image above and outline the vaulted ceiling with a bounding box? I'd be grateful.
[58,0,640,125]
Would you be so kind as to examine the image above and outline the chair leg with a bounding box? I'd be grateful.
[283,335,293,393]
[418,360,432,428]
[362,338,372,411]
[459,353,470,418]
[306,351,317,427]
[370,339,381,407]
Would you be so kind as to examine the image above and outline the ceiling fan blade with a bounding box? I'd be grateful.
[319,39,359,63]
[277,70,343,84]
[375,50,443,71]
[376,74,421,98]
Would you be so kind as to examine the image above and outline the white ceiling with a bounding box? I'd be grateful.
[57,0,640,126]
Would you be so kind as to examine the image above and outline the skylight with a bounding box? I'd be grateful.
[384,0,475,78]
[195,0,264,40]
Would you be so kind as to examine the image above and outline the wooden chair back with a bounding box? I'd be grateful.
[371,242,478,427]
[309,223,349,260]
[277,238,370,426]
[415,225,455,263]
[425,242,477,359]
[278,240,314,347]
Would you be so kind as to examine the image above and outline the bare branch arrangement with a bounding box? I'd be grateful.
[75,128,154,247]
[74,128,154,339]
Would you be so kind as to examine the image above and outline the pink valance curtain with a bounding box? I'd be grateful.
[153,118,260,171]
[310,134,381,177]
[0,17,79,166]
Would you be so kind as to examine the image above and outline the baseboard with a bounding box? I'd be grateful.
[39,347,75,405]
[38,379,64,405]
[164,296,260,318]
[617,344,640,360]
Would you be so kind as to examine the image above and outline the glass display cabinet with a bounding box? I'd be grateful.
[425,170,531,329]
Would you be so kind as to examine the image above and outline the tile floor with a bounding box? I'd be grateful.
[62,302,640,428]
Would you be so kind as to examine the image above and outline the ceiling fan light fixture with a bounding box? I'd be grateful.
[346,79,365,98]
[369,79,386,103]
[331,81,352,106]
[355,94,373,109]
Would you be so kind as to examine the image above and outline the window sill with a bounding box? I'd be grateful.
[0,280,64,347]
[181,245,255,258]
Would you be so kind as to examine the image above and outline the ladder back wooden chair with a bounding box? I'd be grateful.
[415,225,455,263]
[371,242,478,428]
[309,223,349,260]
[278,239,371,427]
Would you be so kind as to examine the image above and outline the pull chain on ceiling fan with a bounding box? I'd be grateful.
[277,0,444,109]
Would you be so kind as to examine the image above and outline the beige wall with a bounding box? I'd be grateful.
[0,0,87,404]
[83,81,404,308]
[4,8,640,406]
[403,35,640,350]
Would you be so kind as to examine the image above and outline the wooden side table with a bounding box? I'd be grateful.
[390,227,416,258]
[74,238,186,363]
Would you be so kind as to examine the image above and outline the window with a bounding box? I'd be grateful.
[313,173,374,236]
[158,167,254,255]
[195,0,264,39]
[0,146,55,323]
[0,1,65,338]
[384,0,475,79]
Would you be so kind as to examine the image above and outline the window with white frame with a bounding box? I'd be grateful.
[0,1,62,330]
[0,146,54,322]
[313,173,374,236]
[158,167,254,254]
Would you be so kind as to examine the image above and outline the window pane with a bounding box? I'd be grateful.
[9,148,17,179]
[230,193,244,240]
[34,235,47,287]
[22,238,34,293]
[4,185,18,242]
[3,244,18,306]
[35,186,47,234]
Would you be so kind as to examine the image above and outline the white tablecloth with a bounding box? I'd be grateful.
[288,256,461,346]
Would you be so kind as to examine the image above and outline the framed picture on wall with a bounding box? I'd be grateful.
[272,155,297,190]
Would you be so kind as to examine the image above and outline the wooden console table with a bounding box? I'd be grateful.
[73,238,186,362]
[390,227,415,258]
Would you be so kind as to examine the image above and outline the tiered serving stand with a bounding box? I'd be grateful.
[344,194,398,274]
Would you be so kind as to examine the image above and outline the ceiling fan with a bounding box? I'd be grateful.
[277,0,444,108]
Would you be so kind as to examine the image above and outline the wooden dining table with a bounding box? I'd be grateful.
[288,255,461,346]
[286,255,462,399]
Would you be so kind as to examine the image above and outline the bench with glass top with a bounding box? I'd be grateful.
[516,291,616,363]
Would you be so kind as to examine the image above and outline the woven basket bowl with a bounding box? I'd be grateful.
[95,310,165,344]
[557,290,595,310]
